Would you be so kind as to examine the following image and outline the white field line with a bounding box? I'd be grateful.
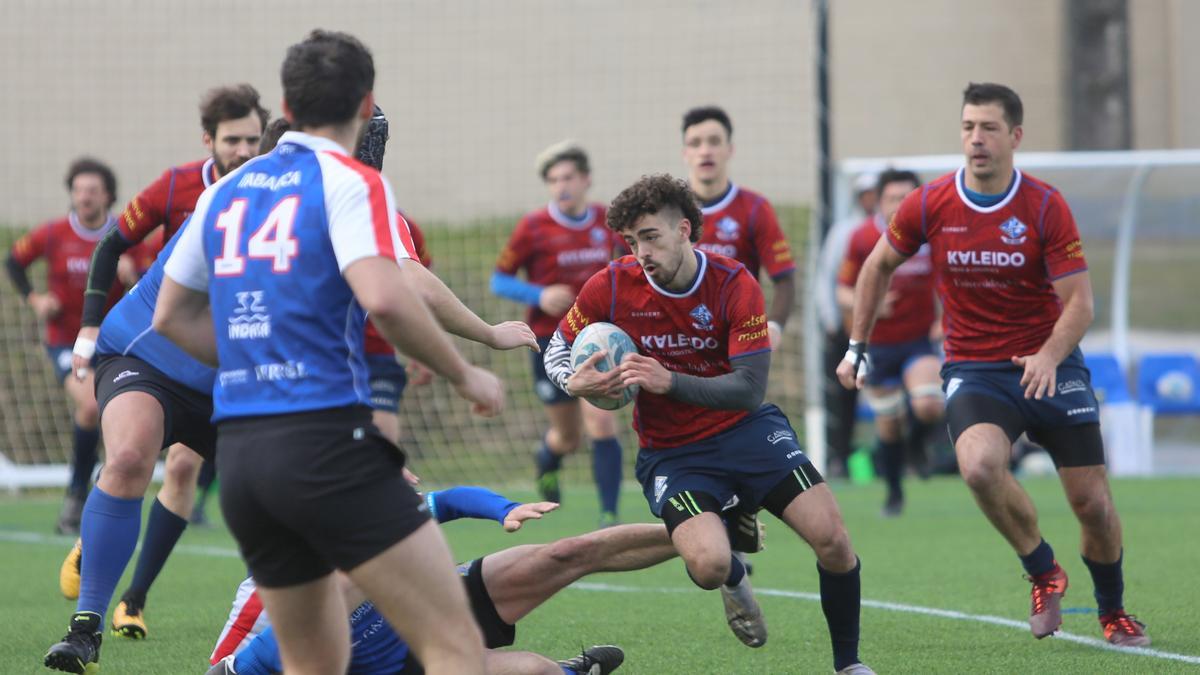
[3,530,1197,665]
[571,581,1200,666]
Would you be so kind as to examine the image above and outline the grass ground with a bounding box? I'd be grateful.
[2,475,1198,674]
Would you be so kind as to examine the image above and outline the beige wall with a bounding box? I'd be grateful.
[0,1,1194,227]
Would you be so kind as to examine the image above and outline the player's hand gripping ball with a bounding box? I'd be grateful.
[570,322,639,410]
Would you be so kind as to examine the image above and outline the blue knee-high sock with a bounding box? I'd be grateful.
[591,438,622,515]
[77,487,143,622]
[69,425,101,495]
[1082,551,1125,614]
[233,625,283,675]
[819,557,862,672]
[125,497,188,600]
[536,441,563,473]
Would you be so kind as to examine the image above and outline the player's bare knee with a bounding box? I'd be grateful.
[958,457,1006,494]
[546,534,593,567]
[75,401,100,429]
[1067,490,1115,529]
[911,396,944,423]
[685,553,730,590]
[875,416,903,442]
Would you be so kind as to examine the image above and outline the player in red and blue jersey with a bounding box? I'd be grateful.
[839,83,1147,648]
[682,106,796,348]
[545,175,872,674]
[837,169,943,516]
[157,31,509,675]
[207,486,643,675]
[492,141,627,525]
[5,158,132,536]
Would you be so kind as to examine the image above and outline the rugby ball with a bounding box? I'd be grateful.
[570,322,640,410]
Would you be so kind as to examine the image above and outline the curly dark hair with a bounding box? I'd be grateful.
[607,174,703,243]
[65,157,117,208]
[199,83,269,137]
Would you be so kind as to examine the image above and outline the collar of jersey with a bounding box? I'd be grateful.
[954,167,1021,214]
[547,201,595,229]
[68,211,117,241]
[201,157,217,188]
[276,130,353,157]
[644,249,707,298]
[700,182,739,215]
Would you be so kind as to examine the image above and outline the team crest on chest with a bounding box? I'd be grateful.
[589,226,607,246]
[690,303,715,331]
[716,216,740,241]
[999,217,1028,245]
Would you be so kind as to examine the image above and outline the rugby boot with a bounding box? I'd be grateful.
[44,611,101,674]
[558,644,625,675]
[1100,609,1150,647]
[59,538,82,600]
[1027,563,1068,638]
[721,573,768,647]
[111,592,148,639]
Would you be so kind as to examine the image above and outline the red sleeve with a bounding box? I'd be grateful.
[836,227,869,287]
[9,223,50,267]
[1041,192,1088,280]
[751,199,796,278]
[558,268,611,342]
[116,169,172,244]
[126,233,164,274]
[886,190,925,256]
[725,271,771,357]
[400,214,433,268]
[495,217,532,275]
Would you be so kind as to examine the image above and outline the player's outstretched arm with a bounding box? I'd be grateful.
[346,257,504,417]
[401,263,537,351]
[153,276,218,366]
[837,237,907,390]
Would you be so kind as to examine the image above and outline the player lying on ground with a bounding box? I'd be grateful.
[207,485,656,675]
[838,82,1148,647]
[544,174,873,674]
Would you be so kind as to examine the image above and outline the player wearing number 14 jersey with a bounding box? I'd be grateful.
[544,175,872,674]
[838,83,1147,647]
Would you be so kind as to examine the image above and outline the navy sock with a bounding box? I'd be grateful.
[877,438,904,498]
[591,438,622,515]
[126,497,189,599]
[724,554,746,588]
[819,558,862,671]
[69,425,101,494]
[1019,539,1056,578]
[1082,552,1125,614]
[536,441,563,473]
[77,487,143,622]
[195,459,217,506]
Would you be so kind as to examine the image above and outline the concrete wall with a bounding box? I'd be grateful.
[0,0,1194,227]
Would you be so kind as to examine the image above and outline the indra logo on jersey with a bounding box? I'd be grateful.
[715,216,740,241]
[999,217,1028,245]
[690,303,715,331]
[228,290,271,340]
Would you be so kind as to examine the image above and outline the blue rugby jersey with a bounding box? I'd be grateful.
[164,131,417,421]
[96,221,216,394]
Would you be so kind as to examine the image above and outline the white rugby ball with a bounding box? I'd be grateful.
[570,322,640,410]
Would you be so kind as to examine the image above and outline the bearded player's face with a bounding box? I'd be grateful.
[961,102,1021,182]
[622,211,692,288]
[69,173,110,225]
[205,113,264,177]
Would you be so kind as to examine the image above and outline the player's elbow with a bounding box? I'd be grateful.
[739,384,767,412]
